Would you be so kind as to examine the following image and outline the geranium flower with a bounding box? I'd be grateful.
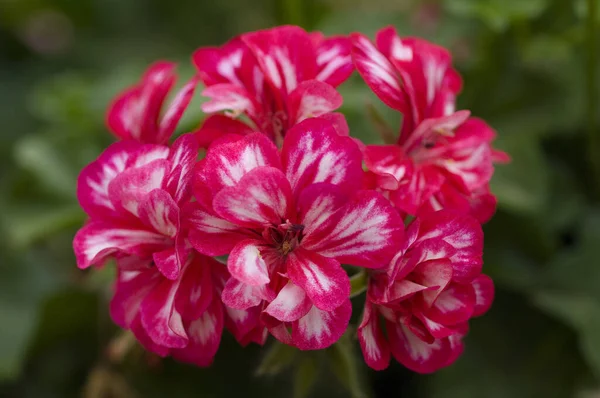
[352,27,508,222]
[187,117,403,349]
[73,133,199,280]
[107,61,197,144]
[192,25,353,146]
[357,210,494,372]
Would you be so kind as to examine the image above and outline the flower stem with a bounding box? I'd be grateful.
[350,270,368,298]
[587,0,599,198]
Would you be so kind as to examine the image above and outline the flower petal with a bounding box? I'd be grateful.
[140,278,188,348]
[242,26,316,94]
[314,35,354,87]
[351,33,407,111]
[387,321,453,374]
[221,278,264,310]
[287,248,349,311]
[213,166,293,228]
[198,132,281,193]
[282,117,363,196]
[73,222,167,269]
[77,141,139,219]
[200,83,256,117]
[264,281,313,322]
[288,80,343,124]
[304,190,404,268]
[227,240,270,286]
[292,299,352,350]
[158,77,198,143]
[108,159,171,217]
[110,266,161,328]
[184,202,251,256]
[167,133,200,203]
[472,274,494,316]
[172,296,224,367]
[194,114,255,149]
[297,183,347,239]
[138,189,179,237]
[174,255,215,320]
[358,302,391,370]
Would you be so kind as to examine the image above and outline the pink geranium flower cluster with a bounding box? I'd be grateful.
[73,25,506,373]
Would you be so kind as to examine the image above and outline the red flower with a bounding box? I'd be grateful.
[188,117,403,349]
[193,26,353,146]
[357,211,494,372]
[352,27,508,222]
[73,134,198,280]
[107,61,198,144]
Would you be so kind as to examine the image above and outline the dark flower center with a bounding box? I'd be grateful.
[263,221,304,256]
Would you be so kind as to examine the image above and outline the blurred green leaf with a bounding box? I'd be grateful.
[444,0,549,31]
[327,331,369,398]
[255,341,298,376]
[293,357,318,398]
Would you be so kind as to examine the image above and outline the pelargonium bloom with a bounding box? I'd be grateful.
[192,25,353,146]
[352,27,508,222]
[107,61,197,144]
[73,133,199,280]
[357,210,494,373]
[187,117,403,349]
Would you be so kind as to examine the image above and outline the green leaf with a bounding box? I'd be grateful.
[350,270,368,298]
[293,357,319,398]
[444,0,549,31]
[534,291,600,378]
[326,332,369,398]
[489,132,549,215]
[255,341,298,376]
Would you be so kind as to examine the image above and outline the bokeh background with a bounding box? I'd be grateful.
[1,0,599,397]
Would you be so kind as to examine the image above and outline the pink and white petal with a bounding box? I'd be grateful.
[126,143,170,168]
[174,255,216,320]
[227,240,270,286]
[153,246,183,281]
[387,321,453,374]
[242,26,317,94]
[264,281,313,322]
[138,189,179,237]
[200,83,256,117]
[388,164,445,216]
[304,190,404,268]
[224,305,263,344]
[315,36,354,87]
[412,260,454,307]
[106,87,141,141]
[316,112,349,136]
[415,313,458,340]
[415,210,483,283]
[358,302,391,370]
[287,80,342,124]
[382,280,431,304]
[426,282,476,326]
[213,166,293,228]
[109,267,161,328]
[282,117,363,195]
[221,278,264,310]
[172,296,224,367]
[108,159,171,217]
[157,77,198,143]
[130,314,170,357]
[194,114,254,149]
[472,274,494,317]
[351,33,407,111]
[167,133,200,202]
[73,222,168,269]
[77,141,139,219]
[183,202,251,256]
[297,183,347,238]
[292,299,352,350]
[364,145,411,184]
[286,248,349,312]
[198,132,280,193]
[193,37,248,86]
[140,278,188,348]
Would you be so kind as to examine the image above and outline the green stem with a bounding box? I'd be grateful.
[350,270,368,298]
[587,0,599,197]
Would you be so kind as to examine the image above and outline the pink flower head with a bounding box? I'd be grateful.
[107,61,198,144]
[357,210,494,373]
[193,25,353,146]
[73,133,199,280]
[352,27,508,222]
[187,117,404,349]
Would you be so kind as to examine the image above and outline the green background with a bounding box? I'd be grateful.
[1,0,599,396]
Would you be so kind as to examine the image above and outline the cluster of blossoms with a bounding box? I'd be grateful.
[73,25,506,373]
